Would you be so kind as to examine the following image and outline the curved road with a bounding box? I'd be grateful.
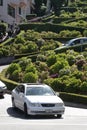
[0,94,87,130]
[0,65,9,73]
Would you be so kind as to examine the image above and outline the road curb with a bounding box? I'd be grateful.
[65,102,87,109]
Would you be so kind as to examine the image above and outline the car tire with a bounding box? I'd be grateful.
[24,103,28,117]
[56,114,62,118]
[12,97,16,108]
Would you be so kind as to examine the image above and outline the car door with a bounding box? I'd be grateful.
[15,85,25,111]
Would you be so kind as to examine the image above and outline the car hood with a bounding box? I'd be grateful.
[26,95,63,104]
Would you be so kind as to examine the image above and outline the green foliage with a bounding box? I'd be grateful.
[66,55,75,66]
[0,47,9,57]
[6,63,21,75]
[50,78,65,92]
[0,22,7,35]
[80,82,87,94]
[25,64,37,74]
[18,57,32,71]
[66,20,87,28]
[2,0,87,98]
[14,36,25,44]
[59,30,82,38]
[38,62,48,71]
[50,59,69,74]
[34,0,43,16]
[24,30,41,41]
[23,72,38,83]
[21,41,38,53]
[36,54,46,62]
[39,71,49,83]
[6,63,21,81]
[11,70,21,82]
[59,67,71,77]
[83,30,87,37]
[46,55,57,67]
[64,77,81,93]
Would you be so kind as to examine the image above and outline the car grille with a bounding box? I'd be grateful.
[41,104,55,107]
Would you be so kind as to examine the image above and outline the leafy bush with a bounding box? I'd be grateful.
[64,77,81,93]
[21,41,38,53]
[59,30,82,38]
[14,36,25,44]
[50,78,65,92]
[80,82,87,94]
[23,72,38,83]
[6,63,21,75]
[11,70,21,82]
[18,57,32,71]
[50,59,69,74]
[36,54,46,62]
[25,64,37,74]
[0,23,7,35]
[46,55,57,67]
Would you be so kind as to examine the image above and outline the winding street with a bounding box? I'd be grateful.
[0,94,87,130]
[0,65,9,73]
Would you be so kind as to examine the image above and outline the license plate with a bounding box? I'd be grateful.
[45,109,52,113]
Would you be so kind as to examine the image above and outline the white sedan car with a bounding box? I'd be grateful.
[11,83,65,118]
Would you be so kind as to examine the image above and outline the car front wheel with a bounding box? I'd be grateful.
[56,114,62,118]
[12,97,16,108]
[24,103,28,117]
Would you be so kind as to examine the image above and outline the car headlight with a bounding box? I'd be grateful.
[55,103,64,107]
[29,102,41,107]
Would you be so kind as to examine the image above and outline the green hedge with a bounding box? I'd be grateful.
[19,23,86,33]
[59,92,87,105]
[53,17,74,24]
[60,7,77,13]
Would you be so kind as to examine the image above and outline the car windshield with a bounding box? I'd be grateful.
[26,86,55,96]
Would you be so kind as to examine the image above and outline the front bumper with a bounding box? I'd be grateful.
[27,106,65,116]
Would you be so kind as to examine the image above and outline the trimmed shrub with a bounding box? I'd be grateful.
[59,92,87,105]
[23,72,38,83]
[6,63,21,75]
[46,55,57,67]
[80,82,87,94]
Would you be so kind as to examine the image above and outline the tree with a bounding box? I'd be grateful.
[34,0,42,16]
[50,0,65,15]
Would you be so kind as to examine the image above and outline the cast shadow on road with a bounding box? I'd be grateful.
[7,107,63,120]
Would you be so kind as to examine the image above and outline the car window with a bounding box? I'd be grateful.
[74,39,80,45]
[26,87,55,96]
[19,85,25,93]
[83,39,87,43]
[15,85,25,93]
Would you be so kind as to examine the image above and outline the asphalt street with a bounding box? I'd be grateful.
[0,94,87,130]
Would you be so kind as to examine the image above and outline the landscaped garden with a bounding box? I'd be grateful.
[0,0,87,104]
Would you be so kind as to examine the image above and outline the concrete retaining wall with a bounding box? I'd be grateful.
[0,56,15,65]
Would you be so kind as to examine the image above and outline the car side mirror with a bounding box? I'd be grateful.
[56,92,60,96]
